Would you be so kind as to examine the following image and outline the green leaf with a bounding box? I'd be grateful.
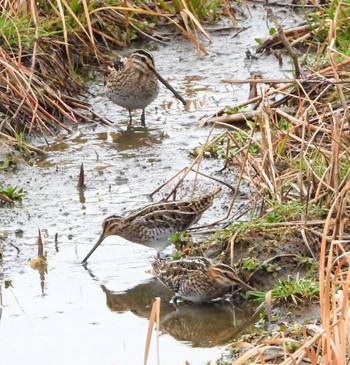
[269,27,277,36]
[5,279,13,288]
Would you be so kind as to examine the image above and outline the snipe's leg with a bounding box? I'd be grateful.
[127,110,134,131]
[128,110,133,125]
[171,294,183,308]
[141,109,146,127]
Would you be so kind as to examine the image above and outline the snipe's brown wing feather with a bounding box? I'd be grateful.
[125,188,220,223]
[134,209,199,231]
[126,200,196,221]
[126,193,217,221]
[172,257,211,272]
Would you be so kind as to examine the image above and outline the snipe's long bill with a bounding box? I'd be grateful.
[152,256,255,303]
[105,49,186,127]
[81,187,221,263]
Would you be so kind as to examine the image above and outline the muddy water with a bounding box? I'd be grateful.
[1,5,302,365]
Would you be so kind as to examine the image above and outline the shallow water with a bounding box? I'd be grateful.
[0,4,302,364]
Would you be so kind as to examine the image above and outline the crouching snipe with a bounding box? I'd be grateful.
[151,256,255,303]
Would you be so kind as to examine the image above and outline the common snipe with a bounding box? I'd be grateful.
[152,256,255,303]
[105,49,186,127]
[81,187,221,263]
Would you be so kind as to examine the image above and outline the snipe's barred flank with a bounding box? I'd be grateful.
[105,49,186,127]
[152,256,255,303]
[81,187,222,263]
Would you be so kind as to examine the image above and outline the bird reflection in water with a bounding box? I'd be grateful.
[101,278,259,347]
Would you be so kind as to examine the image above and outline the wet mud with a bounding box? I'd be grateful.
[0,3,305,364]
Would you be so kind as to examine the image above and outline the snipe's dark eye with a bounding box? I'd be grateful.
[133,50,154,64]
[221,271,231,278]
[113,59,124,71]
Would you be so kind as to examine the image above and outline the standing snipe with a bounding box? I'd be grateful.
[152,256,255,303]
[105,49,186,127]
[81,187,222,263]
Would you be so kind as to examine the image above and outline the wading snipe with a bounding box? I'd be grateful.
[152,256,255,303]
[81,187,222,263]
[105,49,186,127]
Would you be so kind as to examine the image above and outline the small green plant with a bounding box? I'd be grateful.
[294,255,317,269]
[264,199,327,223]
[254,312,267,329]
[4,279,13,288]
[242,256,295,277]
[226,219,266,237]
[191,129,260,159]
[12,129,30,154]
[242,257,266,271]
[223,106,247,115]
[0,186,25,201]
[0,155,16,170]
[339,158,350,180]
[171,231,195,258]
[157,0,223,21]
[248,274,319,305]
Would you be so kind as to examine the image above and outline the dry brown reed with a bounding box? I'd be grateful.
[145,4,350,364]
[144,297,161,365]
[0,0,226,148]
[77,162,85,188]
[0,192,14,204]
[202,3,350,364]
[208,239,349,364]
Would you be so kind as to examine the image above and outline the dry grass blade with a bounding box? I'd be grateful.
[255,23,325,53]
[0,27,93,133]
[149,123,218,201]
[211,339,302,365]
[0,132,44,154]
[123,0,130,45]
[318,179,350,364]
[265,290,273,322]
[201,10,350,362]
[55,0,72,69]
[37,229,44,259]
[1,0,227,140]
[0,193,14,204]
[222,0,237,28]
[30,228,47,272]
[180,0,212,41]
[178,12,209,54]
[144,297,161,365]
[209,341,253,365]
[82,0,96,49]
[90,6,209,54]
[77,163,85,188]
[219,58,350,116]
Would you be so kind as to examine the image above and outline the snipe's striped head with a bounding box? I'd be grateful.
[101,215,124,237]
[129,49,187,107]
[127,50,157,74]
[208,263,246,287]
[81,215,124,264]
